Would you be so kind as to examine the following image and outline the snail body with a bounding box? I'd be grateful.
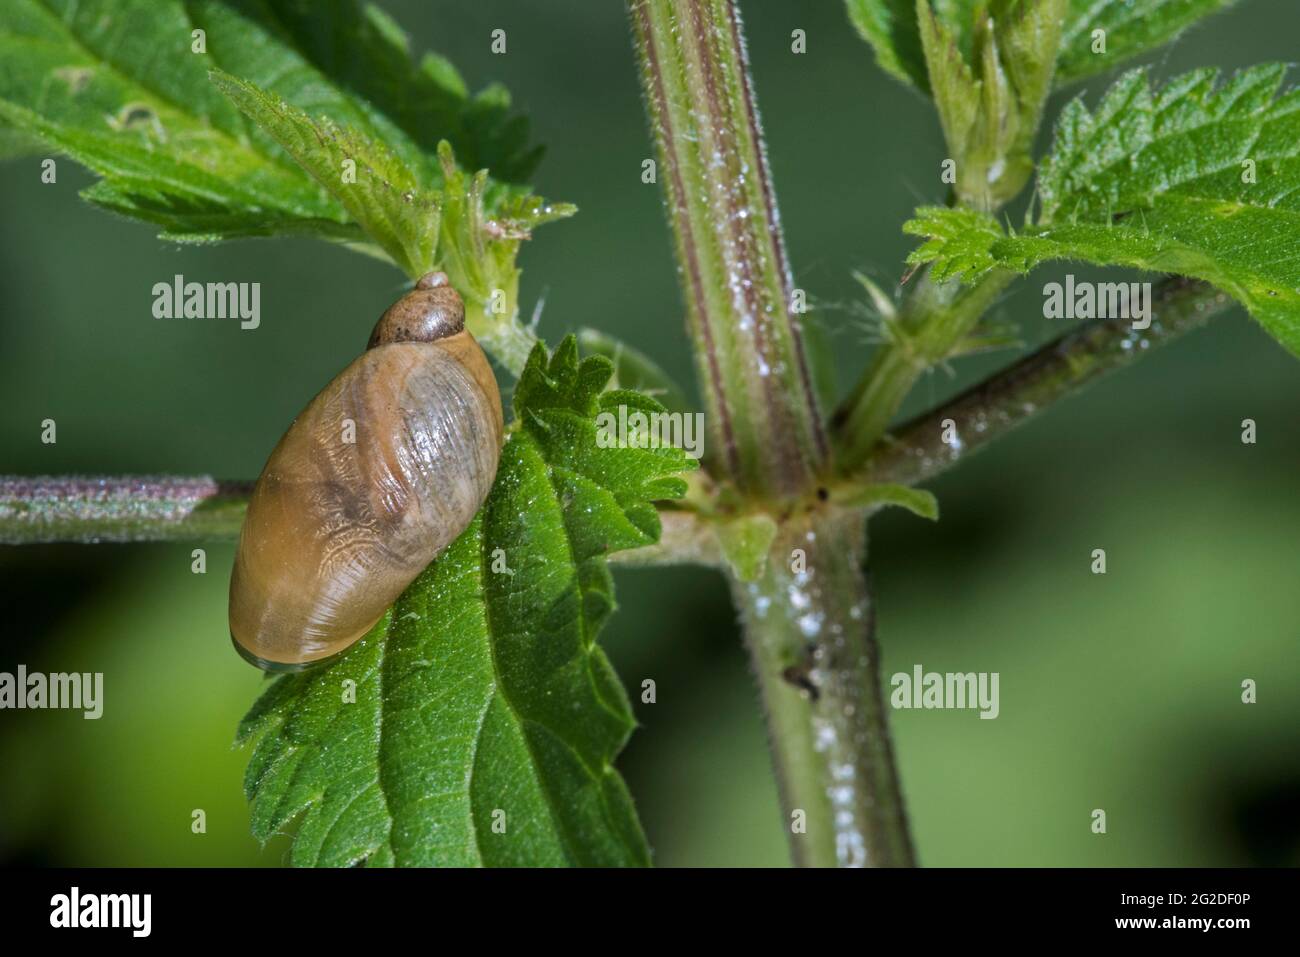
[229,273,503,671]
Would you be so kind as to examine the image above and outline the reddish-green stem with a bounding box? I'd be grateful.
[630,0,826,499]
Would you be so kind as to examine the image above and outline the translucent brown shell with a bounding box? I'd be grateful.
[228,273,503,671]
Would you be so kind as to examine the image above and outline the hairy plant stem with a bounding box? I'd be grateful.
[0,474,718,564]
[0,476,252,544]
[731,509,914,867]
[861,278,1229,487]
[631,0,912,867]
[630,0,826,499]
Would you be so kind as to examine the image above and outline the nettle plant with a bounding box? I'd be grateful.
[0,0,1294,867]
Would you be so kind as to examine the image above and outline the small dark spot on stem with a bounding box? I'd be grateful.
[782,664,820,701]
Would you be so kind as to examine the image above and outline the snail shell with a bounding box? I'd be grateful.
[229,272,503,671]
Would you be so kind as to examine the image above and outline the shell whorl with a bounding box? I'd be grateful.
[368,271,465,348]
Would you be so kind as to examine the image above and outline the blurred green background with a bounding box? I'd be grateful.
[1,0,1297,867]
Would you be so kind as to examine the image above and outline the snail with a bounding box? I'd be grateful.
[229,272,503,672]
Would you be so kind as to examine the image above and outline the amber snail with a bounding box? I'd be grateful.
[229,272,503,671]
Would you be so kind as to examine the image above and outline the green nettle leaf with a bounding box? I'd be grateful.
[1057,0,1239,84]
[205,0,544,183]
[846,0,927,91]
[212,70,438,277]
[1036,64,1292,222]
[905,65,1300,357]
[576,329,692,415]
[0,123,39,158]
[0,0,544,248]
[904,206,1011,282]
[237,338,696,867]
